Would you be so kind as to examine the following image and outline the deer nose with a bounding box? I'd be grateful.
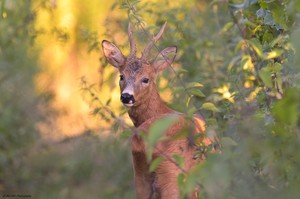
[121,93,135,104]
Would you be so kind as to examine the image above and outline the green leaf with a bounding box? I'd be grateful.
[149,157,164,172]
[175,82,203,96]
[259,1,268,9]
[228,56,241,70]
[272,62,282,73]
[291,29,300,64]
[258,70,273,87]
[148,114,179,147]
[248,38,263,58]
[206,118,218,126]
[234,40,243,53]
[221,137,237,147]
[185,171,198,194]
[270,2,287,29]
[186,82,204,88]
[244,19,258,28]
[262,32,273,44]
[172,154,185,168]
[200,102,220,112]
[186,96,192,108]
[220,22,234,34]
[241,55,253,70]
[146,114,180,160]
[264,49,283,60]
[177,173,186,197]
[176,68,188,74]
[121,4,129,9]
[270,34,284,47]
[272,89,299,127]
[188,88,205,97]
[187,107,197,117]
[265,62,282,73]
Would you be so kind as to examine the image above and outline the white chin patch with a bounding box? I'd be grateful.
[123,100,134,107]
[123,103,134,107]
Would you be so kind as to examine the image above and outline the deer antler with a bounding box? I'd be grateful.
[128,24,136,58]
[141,22,167,61]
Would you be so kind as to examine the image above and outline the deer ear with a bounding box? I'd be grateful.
[152,46,177,73]
[102,40,126,70]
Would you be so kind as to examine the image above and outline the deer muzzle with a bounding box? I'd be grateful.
[121,93,135,107]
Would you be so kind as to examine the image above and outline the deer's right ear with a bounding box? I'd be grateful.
[152,46,177,73]
[102,40,126,70]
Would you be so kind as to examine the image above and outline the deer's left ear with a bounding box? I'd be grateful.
[152,46,177,73]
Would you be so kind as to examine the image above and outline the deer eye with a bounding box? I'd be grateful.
[142,78,149,84]
[120,75,124,81]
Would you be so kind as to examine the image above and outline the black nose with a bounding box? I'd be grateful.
[121,93,135,104]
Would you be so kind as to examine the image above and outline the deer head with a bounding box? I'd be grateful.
[102,23,177,108]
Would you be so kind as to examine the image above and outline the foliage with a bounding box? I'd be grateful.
[1,0,300,198]
[11,133,134,199]
[0,0,40,189]
[145,114,180,161]
[91,0,300,198]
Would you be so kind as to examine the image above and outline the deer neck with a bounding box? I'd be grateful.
[128,87,173,127]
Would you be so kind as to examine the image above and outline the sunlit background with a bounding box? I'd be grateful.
[35,0,116,138]
[33,0,174,139]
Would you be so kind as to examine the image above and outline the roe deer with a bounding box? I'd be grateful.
[102,23,213,199]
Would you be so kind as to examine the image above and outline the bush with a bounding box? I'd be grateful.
[1,0,299,198]
[90,0,300,198]
[0,0,40,190]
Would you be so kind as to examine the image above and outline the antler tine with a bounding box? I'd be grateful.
[141,22,167,60]
[128,23,136,58]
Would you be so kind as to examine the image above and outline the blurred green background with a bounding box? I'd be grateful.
[1,0,300,198]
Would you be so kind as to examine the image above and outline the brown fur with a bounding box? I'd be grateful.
[102,24,212,199]
[131,104,208,199]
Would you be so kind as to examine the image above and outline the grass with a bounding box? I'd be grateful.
[3,132,135,199]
